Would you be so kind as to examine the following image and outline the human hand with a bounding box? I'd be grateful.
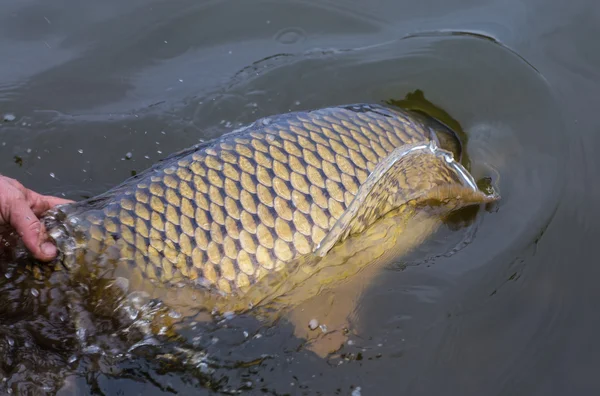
[0,175,73,261]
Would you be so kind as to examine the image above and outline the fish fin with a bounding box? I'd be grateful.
[282,208,443,357]
[316,140,499,257]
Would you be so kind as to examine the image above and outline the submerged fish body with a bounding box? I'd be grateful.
[43,104,497,312]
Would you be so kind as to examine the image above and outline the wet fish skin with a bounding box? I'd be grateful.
[44,104,466,297]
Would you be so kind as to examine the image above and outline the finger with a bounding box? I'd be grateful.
[43,195,74,207]
[2,176,72,213]
[8,200,57,261]
[27,191,73,216]
[0,175,24,189]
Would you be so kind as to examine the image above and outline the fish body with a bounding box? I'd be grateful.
[43,104,496,308]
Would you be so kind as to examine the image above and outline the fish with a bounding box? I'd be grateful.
[42,104,499,315]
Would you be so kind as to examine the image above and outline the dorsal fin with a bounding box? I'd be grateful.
[315,141,499,257]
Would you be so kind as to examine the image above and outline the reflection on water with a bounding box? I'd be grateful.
[0,4,567,393]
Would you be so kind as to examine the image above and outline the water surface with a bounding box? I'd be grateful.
[0,0,597,394]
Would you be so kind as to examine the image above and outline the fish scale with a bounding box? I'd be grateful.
[45,104,464,297]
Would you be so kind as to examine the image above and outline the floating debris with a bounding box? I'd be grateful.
[3,113,16,122]
[308,319,319,330]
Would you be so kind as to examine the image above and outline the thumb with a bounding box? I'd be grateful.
[8,200,57,262]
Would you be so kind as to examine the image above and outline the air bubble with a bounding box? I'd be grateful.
[124,306,139,321]
[77,328,86,342]
[111,277,129,293]
[83,345,101,354]
[274,27,306,45]
[168,310,182,319]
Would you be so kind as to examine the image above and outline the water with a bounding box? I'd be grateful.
[0,0,596,394]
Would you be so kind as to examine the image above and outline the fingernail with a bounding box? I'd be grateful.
[41,242,56,257]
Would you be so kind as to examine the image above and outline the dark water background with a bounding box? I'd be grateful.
[0,0,598,394]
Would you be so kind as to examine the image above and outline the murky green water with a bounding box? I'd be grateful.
[0,0,597,394]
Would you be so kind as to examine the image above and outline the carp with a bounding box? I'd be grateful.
[42,104,499,316]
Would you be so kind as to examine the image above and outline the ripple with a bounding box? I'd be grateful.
[0,29,567,395]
